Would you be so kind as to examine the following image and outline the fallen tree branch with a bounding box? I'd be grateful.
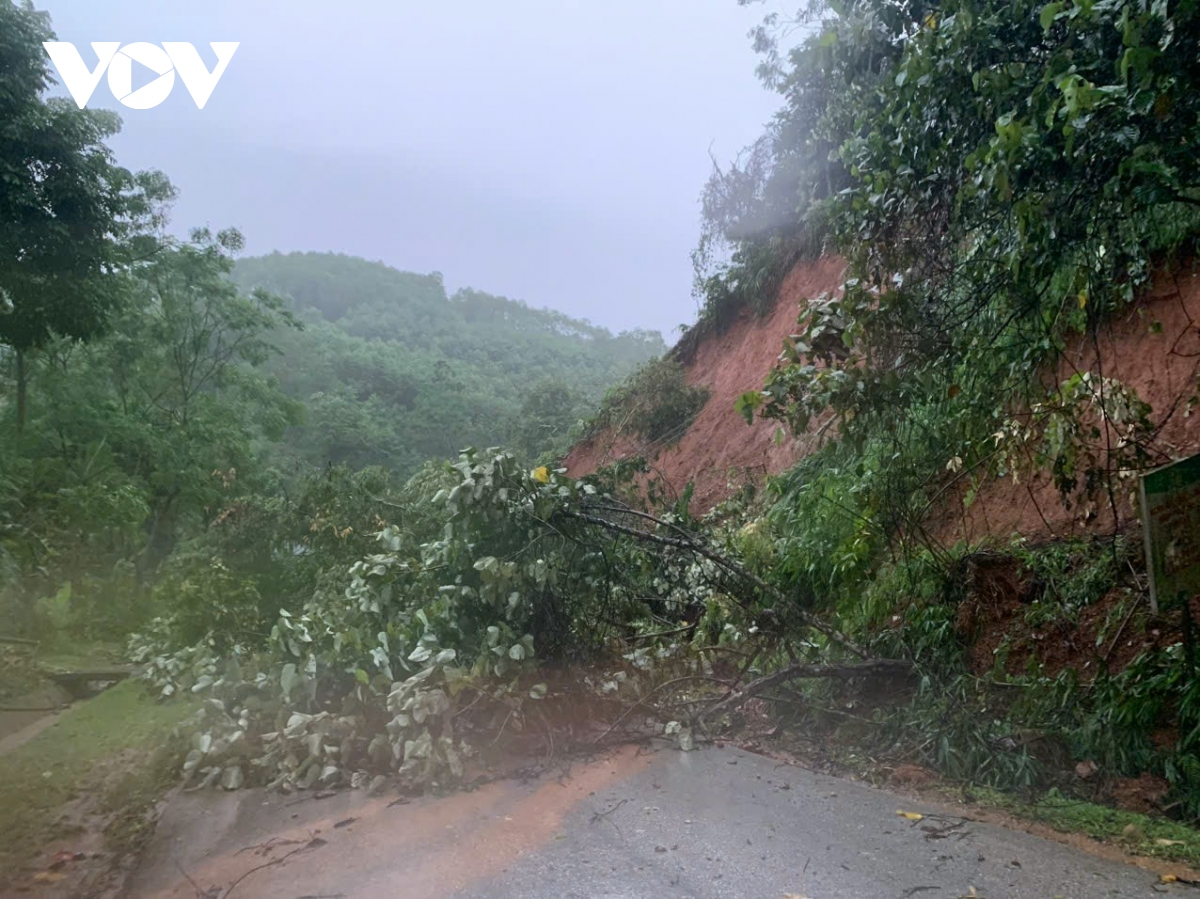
[591,674,731,746]
[561,505,870,660]
[702,659,913,723]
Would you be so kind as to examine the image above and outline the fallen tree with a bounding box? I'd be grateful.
[129,450,907,794]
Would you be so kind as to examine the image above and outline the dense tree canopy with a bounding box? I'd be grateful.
[234,252,665,474]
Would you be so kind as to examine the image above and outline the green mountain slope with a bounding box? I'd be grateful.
[233,252,665,473]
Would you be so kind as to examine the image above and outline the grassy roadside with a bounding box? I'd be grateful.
[964,786,1200,870]
[769,727,1200,874]
[0,679,196,883]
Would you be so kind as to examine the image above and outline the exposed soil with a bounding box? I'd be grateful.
[569,256,1200,533]
[952,547,1200,681]
[1109,773,1174,816]
[564,255,848,512]
[2,743,163,899]
[0,704,70,756]
[930,264,1200,545]
[0,647,73,755]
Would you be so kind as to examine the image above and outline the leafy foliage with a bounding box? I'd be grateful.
[0,227,301,621]
[691,0,859,336]
[581,357,711,448]
[0,1,174,356]
[734,0,1200,532]
[130,450,755,791]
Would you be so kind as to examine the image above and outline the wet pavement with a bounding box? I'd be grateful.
[130,743,1177,899]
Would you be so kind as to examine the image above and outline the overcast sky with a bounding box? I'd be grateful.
[36,1,785,337]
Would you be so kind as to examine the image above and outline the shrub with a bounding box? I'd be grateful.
[580,358,709,447]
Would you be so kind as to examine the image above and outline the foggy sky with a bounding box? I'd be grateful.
[35,1,784,337]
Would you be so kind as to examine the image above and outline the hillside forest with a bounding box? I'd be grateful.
[0,0,666,645]
[4,0,1200,877]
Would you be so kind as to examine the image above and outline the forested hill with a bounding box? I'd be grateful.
[232,252,666,475]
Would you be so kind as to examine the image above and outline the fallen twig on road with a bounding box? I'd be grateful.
[590,797,628,840]
[222,836,327,899]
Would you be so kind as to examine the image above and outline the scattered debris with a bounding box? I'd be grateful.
[1159,872,1200,885]
[223,836,328,899]
[921,820,969,841]
[236,837,306,857]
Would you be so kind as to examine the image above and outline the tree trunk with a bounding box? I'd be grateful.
[136,490,181,583]
[15,348,26,434]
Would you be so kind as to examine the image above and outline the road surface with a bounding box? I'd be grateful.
[130,743,1180,899]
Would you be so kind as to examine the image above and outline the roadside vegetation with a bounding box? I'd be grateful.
[690,0,1200,831]
[0,681,196,879]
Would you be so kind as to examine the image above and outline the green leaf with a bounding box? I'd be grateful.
[1040,1,1064,31]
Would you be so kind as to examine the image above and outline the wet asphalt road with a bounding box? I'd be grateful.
[133,743,1178,899]
[453,745,1163,899]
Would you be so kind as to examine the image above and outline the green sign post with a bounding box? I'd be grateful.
[1139,452,1200,616]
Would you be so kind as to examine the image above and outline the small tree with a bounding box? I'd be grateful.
[106,227,302,576]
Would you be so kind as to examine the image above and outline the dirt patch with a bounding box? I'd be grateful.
[0,645,73,751]
[885,763,941,789]
[4,747,164,899]
[0,682,196,899]
[960,573,1193,681]
[1110,773,1173,816]
[564,256,848,512]
[0,706,70,756]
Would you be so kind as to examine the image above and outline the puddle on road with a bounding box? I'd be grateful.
[138,743,653,899]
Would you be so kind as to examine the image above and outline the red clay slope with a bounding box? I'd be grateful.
[930,264,1200,545]
[567,253,1200,544]
[564,256,847,511]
